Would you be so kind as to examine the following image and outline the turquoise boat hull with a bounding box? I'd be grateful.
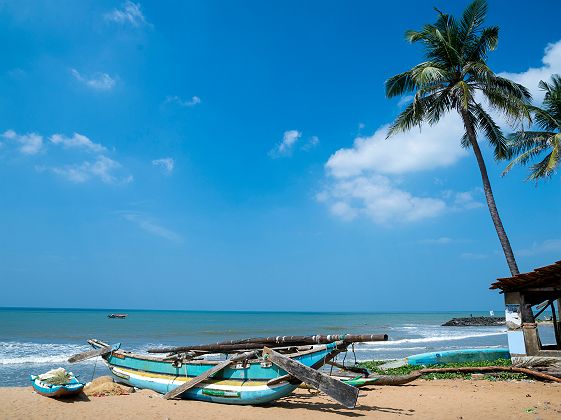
[406,348,510,366]
[30,375,84,398]
[96,341,342,405]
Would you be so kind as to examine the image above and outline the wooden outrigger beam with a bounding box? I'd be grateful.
[147,333,388,354]
[68,341,119,363]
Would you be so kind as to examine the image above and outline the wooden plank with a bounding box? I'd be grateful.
[163,351,257,400]
[68,346,112,363]
[267,344,346,386]
[263,347,358,409]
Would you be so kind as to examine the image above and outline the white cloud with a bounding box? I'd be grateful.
[49,133,106,153]
[71,69,116,91]
[122,213,182,242]
[44,156,132,185]
[269,130,302,158]
[302,135,320,151]
[2,129,43,155]
[445,189,484,210]
[165,95,201,107]
[517,239,561,257]
[104,1,149,27]
[319,114,484,225]
[499,40,561,104]
[318,175,447,224]
[152,157,174,174]
[4,128,132,185]
[326,114,468,178]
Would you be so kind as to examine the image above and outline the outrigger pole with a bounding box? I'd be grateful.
[147,333,388,354]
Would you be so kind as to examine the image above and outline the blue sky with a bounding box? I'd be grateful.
[1,0,560,311]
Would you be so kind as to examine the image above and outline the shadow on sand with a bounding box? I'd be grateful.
[33,391,91,404]
[269,391,414,417]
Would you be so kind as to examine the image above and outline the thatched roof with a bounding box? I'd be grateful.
[490,260,561,292]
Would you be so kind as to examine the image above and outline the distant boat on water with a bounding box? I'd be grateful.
[107,313,127,319]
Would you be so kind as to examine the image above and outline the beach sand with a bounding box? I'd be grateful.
[2,380,561,419]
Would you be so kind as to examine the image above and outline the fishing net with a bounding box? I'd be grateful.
[84,376,134,397]
[38,368,72,385]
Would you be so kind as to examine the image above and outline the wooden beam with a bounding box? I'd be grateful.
[148,334,386,354]
[263,347,359,408]
[68,346,112,363]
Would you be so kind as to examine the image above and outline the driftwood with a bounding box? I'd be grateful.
[263,347,359,409]
[420,366,561,383]
[148,334,387,354]
[370,372,422,385]
[163,351,258,400]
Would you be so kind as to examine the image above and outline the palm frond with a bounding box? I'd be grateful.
[502,145,547,175]
[527,151,557,180]
[387,100,425,137]
[385,70,417,98]
[466,26,499,61]
[473,103,507,159]
[461,132,472,148]
[533,104,561,132]
[459,0,488,41]
[480,82,532,123]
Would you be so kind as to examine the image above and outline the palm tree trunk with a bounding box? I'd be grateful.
[460,109,520,276]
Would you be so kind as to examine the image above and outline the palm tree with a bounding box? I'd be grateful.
[385,0,531,276]
[504,75,561,180]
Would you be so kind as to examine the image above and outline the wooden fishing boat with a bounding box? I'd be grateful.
[107,313,127,319]
[72,333,388,407]
[30,371,84,398]
[87,339,343,405]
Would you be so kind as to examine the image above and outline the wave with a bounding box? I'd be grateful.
[355,330,506,347]
[352,346,426,353]
[0,342,91,365]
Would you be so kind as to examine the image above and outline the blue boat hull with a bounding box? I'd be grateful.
[100,342,340,405]
[407,348,510,366]
[30,375,84,398]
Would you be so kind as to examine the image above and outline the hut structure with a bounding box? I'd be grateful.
[490,260,561,372]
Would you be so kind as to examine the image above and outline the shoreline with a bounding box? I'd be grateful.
[2,380,560,419]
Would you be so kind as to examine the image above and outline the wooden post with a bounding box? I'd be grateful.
[557,299,561,350]
[520,293,535,323]
[552,300,561,350]
[522,323,540,355]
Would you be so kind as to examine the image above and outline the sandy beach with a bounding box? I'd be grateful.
[2,380,561,420]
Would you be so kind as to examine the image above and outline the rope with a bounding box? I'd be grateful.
[91,358,98,383]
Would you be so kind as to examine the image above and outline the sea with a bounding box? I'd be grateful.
[0,308,554,387]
